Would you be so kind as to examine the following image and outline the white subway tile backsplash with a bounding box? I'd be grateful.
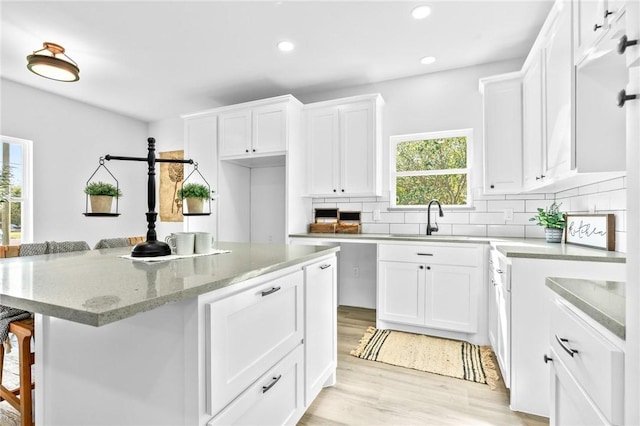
[470,212,505,225]
[475,193,508,201]
[337,202,363,212]
[609,189,626,210]
[588,192,610,212]
[389,223,421,235]
[360,212,373,223]
[419,223,453,235]
[578,183,600,196]
[615,231,627,253]
[404,212,428,223]
[362,223,390,234]
[439,212,471,224]
[525,225,546,239]
[362,202,390,213]
[506,193,546,200]
[379,212,405,223]
[312,202,338,209]
[598,177,625,192]
[512,212,536,226]
[487,225,525,238]
[452,224,487,237]
[473,200,488,212]
[349,197,378,202]
[566,195,589,212]
[525,199,555,212]
[556,188,579,198]
[487,200,526,212]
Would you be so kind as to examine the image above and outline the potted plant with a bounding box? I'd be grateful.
[84,181,122,214]
[177,183,209,214]
[529,202,566,243]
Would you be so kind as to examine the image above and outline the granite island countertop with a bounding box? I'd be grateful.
[289,233,626,263]
[546,276,625,339]
[0,241,339,327]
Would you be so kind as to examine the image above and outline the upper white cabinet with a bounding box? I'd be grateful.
[574,0,625,62]
[305,94,384,197]
[479,72,523,194]
[219,95,302,159]
[543,1,573,180]
[522,50,545,189]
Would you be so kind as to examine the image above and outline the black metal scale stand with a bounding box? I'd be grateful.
[104,137,195,258]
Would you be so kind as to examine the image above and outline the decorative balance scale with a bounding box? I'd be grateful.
[84,137,211,257]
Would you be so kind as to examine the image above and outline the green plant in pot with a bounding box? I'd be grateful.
[529,202,566,243]
[84,181,122,214]
[177,183,209,214]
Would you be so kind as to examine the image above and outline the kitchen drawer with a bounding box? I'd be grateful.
[208,345,304,426]
[378,243,482,267]
[206,271,303,415]
[550,299,624,424]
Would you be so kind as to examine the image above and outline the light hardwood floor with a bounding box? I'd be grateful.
[299,306,549,426]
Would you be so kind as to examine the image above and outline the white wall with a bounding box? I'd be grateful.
[0,79,150,248]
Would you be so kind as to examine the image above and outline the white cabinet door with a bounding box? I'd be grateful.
[378,261,425,326]
[206,271,303,415]
[306,107,340,195]
[340,100,375,195]
[253,102,287,155]
[574,0,608,62]
[184,114,217,238]
[219,109,251,157]
[495,282,511,388]
[522,50,545,188]
[304,257,337,406]
[481,74,523,194]
[544,1,573,179]
[424,265,479,333]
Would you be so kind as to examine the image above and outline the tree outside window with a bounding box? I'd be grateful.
[391,129,471,208]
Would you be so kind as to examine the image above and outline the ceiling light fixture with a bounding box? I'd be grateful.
[277,41,295,52]
[26,42,80,82]
[411,5,432,19]
[420,56,436,65]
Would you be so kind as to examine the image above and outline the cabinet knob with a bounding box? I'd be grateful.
[252,149,256,152]
[618,35,639,55]
[617,89,638,108]
[419,265,424,269]
[341,189,345,192]
[604,9,613,18]
[543,354,553,364]
[490,184,495,189]
[245,149,249,153]
[593,23,602,32]
[333,189,337,193]
[426,266,431,270]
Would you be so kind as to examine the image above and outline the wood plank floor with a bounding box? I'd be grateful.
[299,306,549,426]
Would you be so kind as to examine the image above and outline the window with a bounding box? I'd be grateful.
[0,136,33,245]
[390,129,471,208]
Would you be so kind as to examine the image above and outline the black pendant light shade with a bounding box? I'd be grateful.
[27,42,80,82]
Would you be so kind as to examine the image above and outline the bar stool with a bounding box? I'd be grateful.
[0,318,34,426]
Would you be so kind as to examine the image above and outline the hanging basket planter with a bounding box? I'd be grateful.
[179,163,211,216]
[83,159,121,217]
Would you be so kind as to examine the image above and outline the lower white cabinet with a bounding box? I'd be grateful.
[303,257,337,406]
[206,271,304,415]
[205,254,337,425]
[489,248,511,388]
[548,299,624,425]
[208,345,305,426]
[377,242,484,342]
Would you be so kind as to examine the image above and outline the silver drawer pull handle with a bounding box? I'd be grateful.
[319,264,331,270]
[261,286,281,297]
[417,253,434,256]
[496,269,504,274]
[262,375,282,393]
[555,335,579,357]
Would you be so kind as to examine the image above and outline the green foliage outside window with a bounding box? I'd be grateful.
[394,136,468,206]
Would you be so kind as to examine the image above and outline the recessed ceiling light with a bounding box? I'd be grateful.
[420,56,436,65]
[277,41,295,52]
[412,5,432,19]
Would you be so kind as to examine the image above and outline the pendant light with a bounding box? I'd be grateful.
[26,42,80,82]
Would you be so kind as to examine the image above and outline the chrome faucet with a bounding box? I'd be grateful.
[426,199,444,235]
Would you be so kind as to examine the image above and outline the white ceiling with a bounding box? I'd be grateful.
[1,0,553,123]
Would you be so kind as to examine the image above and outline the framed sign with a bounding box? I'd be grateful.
[565,214,615,251]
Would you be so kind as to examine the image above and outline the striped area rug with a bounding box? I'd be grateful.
[350,326,500,389]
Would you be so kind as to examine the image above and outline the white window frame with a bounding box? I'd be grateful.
[0,135,33,243]
[390,128,472,209]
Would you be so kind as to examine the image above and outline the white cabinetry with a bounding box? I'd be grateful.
[377,242,485,344]
[488,248,511,388]
[547,298,624,425]
[479,72,523,194]
[506,255,624,417]
[522,50,546,188]
[183,113,218,237]
[305,94,383,197]
[574,0,625,63]
[219,96,300,159]
[303,257,337,406]
[206,271,304,415]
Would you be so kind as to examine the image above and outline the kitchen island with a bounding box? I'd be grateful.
[0,241,339,425]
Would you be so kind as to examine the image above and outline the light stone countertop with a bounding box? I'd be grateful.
[0,241,339,327]
[546,277,625,340]
[289,233,626,263]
